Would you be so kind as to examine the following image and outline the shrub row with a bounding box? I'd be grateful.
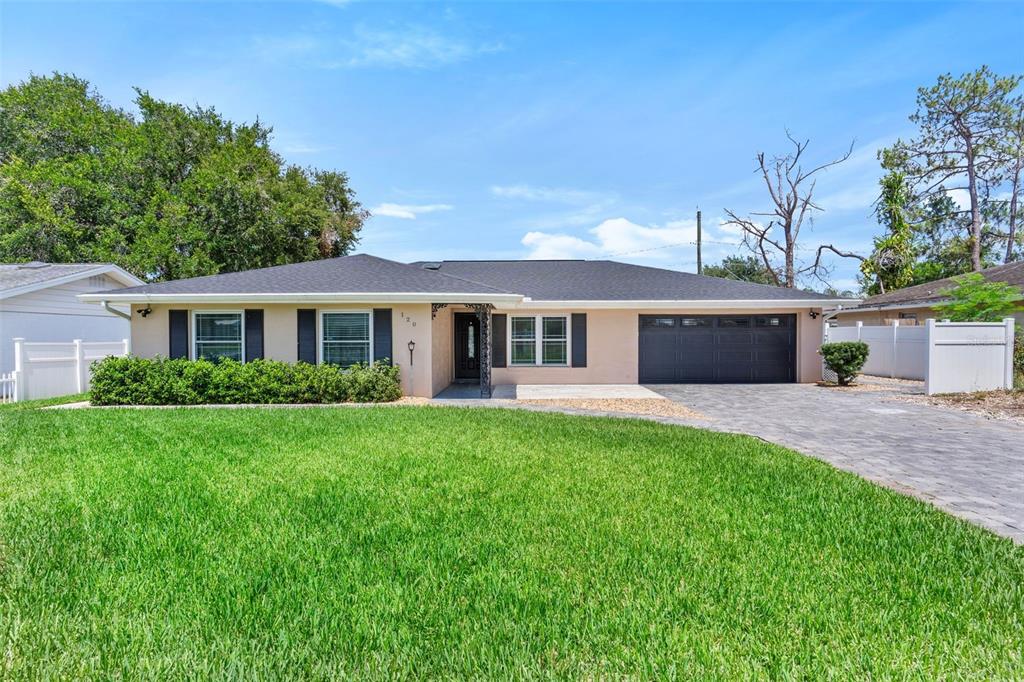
[90,356,402,405]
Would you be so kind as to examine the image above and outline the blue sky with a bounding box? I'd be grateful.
[3,1,1023,290]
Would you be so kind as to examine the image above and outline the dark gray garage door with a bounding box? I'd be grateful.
[639,314,796,383]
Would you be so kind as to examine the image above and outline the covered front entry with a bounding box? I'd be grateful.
[453,312,481,382]
[638,314,796,383]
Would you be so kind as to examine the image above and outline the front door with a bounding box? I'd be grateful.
[454,313,481,382]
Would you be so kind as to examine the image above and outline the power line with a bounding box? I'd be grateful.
[606,239,741,258]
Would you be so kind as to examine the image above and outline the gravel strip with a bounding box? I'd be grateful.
[516,398,709,420]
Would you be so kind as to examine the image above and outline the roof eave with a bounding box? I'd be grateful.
[507,298,855,309]
[0,264,144,300]
[77,291,524,305]
[831,298,945,313]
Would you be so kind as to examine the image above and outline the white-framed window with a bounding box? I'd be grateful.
[509,315,570,366]
[320,310,373,367]
[511,316,536,365]
[192,311,244,362]
[541,316,567,365]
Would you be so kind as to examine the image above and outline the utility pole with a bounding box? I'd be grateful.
[696,209,703,275]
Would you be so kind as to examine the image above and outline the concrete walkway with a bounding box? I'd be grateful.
[435,383,661,400]
[648,383,1024,543]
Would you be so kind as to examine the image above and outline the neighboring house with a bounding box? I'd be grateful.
[0,262,144,374]
[79,254,852,397]
[830,261,1024,327]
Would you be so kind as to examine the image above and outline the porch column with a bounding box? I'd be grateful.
[468,304,493,398]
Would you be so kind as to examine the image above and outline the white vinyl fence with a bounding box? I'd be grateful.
[1,337,129,403]
[824,319,1015,395]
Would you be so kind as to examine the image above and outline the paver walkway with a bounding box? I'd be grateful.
[649,383,1024,543]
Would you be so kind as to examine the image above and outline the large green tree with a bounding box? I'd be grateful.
[859,171,916,295]
[0,73,367,281]
[881,66,1022,272]
[933,273,1023,322]
[702,255,778,285]
[999,99,1023,262]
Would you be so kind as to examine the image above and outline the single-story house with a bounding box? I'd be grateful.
[1,262,144,374]
[829,261,1024,327]
[79,254,852,397]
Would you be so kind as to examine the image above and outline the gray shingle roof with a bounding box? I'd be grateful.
[103,254,847,301]
[0,262,107,293]
[849,261,1024,309]
[415,260,842,301]
[111,254,514,296]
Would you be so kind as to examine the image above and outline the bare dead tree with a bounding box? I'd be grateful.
[724,133,854,287]
[808,244,869,289]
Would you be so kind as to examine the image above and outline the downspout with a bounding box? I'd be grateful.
[102,300,132,321]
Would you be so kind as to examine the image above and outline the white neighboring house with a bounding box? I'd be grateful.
[0,262,144,374]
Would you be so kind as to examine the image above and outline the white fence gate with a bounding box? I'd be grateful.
[1,337,130,403]
[824,319,1015,395]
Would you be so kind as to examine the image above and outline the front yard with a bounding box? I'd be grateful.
[1,406,1022,677]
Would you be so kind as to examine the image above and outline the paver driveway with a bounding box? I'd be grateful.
[648,383,1024,543]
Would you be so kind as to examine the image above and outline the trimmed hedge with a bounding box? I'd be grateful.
[90,357,402,406]
[819,341,870,386]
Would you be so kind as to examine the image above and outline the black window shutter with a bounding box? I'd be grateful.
[373,308,392,364]
[491,313,507,368]
[244,309,264,362]
[571,313,587,367]
[297,309,317,364]
[169,309,189,359]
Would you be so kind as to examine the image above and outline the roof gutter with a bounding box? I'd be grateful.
[506,298,856,310]
[102,300,132,321]
[831,299,947,314]
[78,293,856,309]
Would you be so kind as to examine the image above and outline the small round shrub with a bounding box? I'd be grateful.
[819,341,870,386]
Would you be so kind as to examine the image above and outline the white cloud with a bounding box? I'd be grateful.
[521,217,741,266]
[371,203,453,220]
[281,144,327,154]
[249,24,501,71]
[818,183,880,213]
[521,232,604,260]
[336,25,502,69]
[947,188,971,210]
[490,184,606,205]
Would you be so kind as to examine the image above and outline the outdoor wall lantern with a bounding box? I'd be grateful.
[407,340,416,366]
[808,311,820,320]
[137,306,152,318]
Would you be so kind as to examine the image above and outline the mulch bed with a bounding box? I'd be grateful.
[902,390,1024,425]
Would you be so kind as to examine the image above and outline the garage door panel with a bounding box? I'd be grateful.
[753,360,792,381]
[754,329,791,343]
[756,346,791,362]
[639,314,796,383]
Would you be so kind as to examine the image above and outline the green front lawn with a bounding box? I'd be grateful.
[1,406,1021,678]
